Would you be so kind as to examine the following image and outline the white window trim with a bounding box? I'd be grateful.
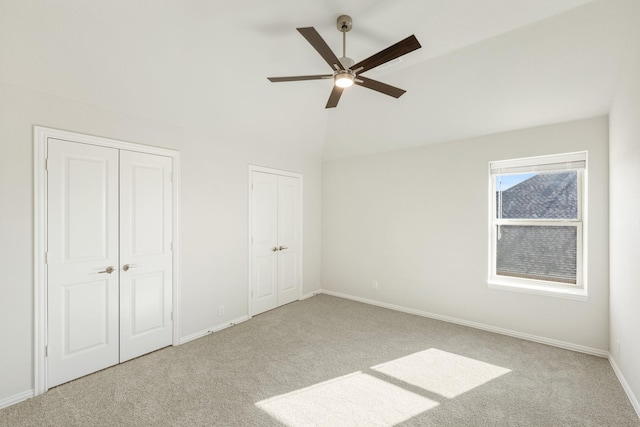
[487,152,588,300]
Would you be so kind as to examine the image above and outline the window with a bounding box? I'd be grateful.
[488,152,586,299]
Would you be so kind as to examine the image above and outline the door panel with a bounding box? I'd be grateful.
[130,272,165,335]
[251,172,279,315]
[64,280,110,354]
[277,177,298,242]
[256,255,278,298]
[254,179,278,244]
[47,139,119,388]
[64,157,111,261]
[131,166,165,255]
[278,251,298,292]
[119,151,173,362]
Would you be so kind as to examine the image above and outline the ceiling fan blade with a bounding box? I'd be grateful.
[297,27,344,71]
[355,76,406,98]
[268,74,332,82]
[325,85,344,108]
[351,35,421,74]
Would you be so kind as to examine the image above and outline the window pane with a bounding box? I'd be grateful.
[496,171,577,219]
[496,225,577,284]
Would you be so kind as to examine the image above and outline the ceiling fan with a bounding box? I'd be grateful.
[267,15,422,108]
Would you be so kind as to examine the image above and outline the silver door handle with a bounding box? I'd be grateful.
[122,264,136,272]
[272,247,278,252]
[278,246,288,251]
[99,266,115,274]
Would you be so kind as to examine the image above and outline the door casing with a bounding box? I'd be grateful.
[33,126,181,396]
[248,165,303,316]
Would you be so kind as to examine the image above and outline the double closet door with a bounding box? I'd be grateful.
[47,139,173,388]
[251,170,301,315]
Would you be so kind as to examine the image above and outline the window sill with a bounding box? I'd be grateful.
[487,279,588,301]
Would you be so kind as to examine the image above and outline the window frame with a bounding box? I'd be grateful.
[487,152,587,300]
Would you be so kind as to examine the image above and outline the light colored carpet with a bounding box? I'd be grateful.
[1,294,638,426]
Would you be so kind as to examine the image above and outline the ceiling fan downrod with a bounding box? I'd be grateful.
[337,15,354,69]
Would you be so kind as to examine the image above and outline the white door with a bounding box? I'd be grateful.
[47,140,173,386]
[47,139,120,387]
[276,175,300,306]
[119,151,173,362]
[251,170,301,315]
[251,172,279,315]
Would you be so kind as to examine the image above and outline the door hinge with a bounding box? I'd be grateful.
[45,252,48,264]
[45,345,48,357]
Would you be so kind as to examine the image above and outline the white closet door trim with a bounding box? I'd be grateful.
[247,165,303,317]
[33,126,181,396]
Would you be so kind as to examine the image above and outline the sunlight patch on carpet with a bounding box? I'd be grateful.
[372,348,511,399]
[256,371,439,426]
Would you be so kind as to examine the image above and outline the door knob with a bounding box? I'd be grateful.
[272,247,278,252]
[98,266,115,274]
[122,264,136,272]
[278,246,288,251]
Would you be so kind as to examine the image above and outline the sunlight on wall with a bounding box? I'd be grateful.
[256,371,439,426]
[372,348,511,399]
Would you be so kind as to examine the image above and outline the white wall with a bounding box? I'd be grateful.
[609,0,640,411]
[322,117,609,351]
[0,82,324,403]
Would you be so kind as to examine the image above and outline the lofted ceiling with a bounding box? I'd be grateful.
[1,0,635,161]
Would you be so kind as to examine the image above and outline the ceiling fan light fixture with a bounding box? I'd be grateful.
[334,70,355,88]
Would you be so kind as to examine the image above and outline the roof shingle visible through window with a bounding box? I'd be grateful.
[499,172,577,219]
[496,172,578,284]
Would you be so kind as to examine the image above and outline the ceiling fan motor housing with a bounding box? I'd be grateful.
[339,56,355,69]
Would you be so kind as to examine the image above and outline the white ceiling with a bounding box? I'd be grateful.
[1,0,635,161]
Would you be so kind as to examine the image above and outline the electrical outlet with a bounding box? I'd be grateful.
[372,280,378,290]
[218,305,225,316]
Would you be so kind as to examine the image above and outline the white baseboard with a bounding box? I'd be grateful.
[609,356,640,418]
[179,292,325,345]
[300,291,322,300]
[320,289,609,358]
[0,389,33,409]
[179,315,251,345]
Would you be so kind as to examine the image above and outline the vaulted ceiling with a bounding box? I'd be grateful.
[1,0,635,160]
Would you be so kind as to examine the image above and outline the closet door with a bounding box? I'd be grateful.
[251,170,301,315]
[47,138,174,387]
[119,151,173,362]
[47,139,120,387]
[251,172,279,315]
[276,175,300,306]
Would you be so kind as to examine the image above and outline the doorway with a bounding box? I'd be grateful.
[34,127,181,394]
[248,166,303,316]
